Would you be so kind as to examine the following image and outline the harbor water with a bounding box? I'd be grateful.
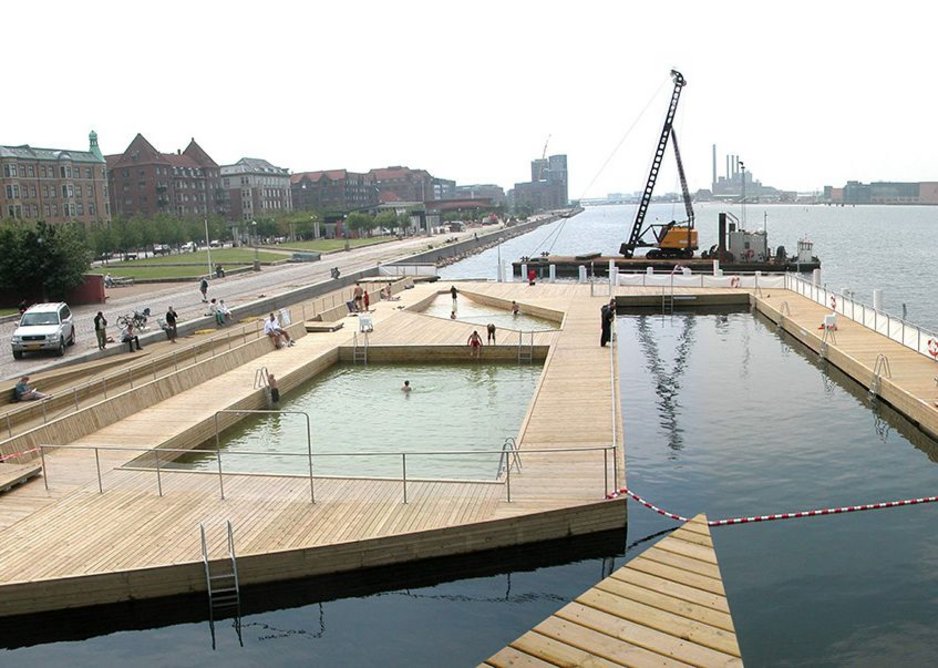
[4,204,938,666]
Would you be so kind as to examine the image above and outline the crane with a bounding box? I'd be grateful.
[619,69,697,259]
[542,134,551,160]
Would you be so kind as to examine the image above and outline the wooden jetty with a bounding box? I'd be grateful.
[0,281,625,616]
[482,514,742,667]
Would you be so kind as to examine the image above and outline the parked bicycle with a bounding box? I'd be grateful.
[116,307,151,330]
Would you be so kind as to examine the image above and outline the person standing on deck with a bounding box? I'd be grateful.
[450,285,458,310]
[165,306,178,343]
[93,311,108,350]
[600,299,615,347]
[353,282,364,312]
[486,323,496,344]
[199,277,209,303]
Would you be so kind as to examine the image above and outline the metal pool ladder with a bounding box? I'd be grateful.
[200,520,243,649]
[517,331,534,363]
[869,353,892,400]
[353,332,369,365]
[497,437,523,478]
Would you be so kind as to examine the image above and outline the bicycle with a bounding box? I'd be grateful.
[116,307,151,330]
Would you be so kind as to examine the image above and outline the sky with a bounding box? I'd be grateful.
[5,1,937,198]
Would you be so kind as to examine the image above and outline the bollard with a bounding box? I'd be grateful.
[549,264,556,283]
[578,265,587,284]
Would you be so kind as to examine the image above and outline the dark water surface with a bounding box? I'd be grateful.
[619,311,938,666]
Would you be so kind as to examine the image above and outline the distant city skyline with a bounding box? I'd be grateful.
[4,2,937,200]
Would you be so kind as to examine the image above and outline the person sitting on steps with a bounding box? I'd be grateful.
[264,313,294,348]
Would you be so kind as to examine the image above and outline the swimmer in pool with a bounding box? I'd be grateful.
[401,380,412,393]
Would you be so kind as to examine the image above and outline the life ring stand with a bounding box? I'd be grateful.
[729,276,740,288]
[928,338,938,359]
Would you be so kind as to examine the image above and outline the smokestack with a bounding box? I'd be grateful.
[726,155,730,181]
[712,145,717,188]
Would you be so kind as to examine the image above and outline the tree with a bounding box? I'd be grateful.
[345,212,374,238]
[0,222,91,301]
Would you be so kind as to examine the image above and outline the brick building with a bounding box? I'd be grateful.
[369,166,435,203]
[220,158,292,222]
[455,184,507,207]
[106,134,224,219]
[0,131,110,224]
[290,169,379,213]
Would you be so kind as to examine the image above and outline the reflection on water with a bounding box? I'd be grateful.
[175,362,542,480]
[621,312,938,666]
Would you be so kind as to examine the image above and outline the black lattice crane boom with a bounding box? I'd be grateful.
[619,69,698,259]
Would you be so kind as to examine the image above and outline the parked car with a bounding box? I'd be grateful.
[11,302,76,359]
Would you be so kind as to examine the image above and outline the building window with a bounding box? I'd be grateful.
[76,185,83,198]
[77,202,84,216]
[5,184,19,199]
[26,165,35,177]
[2,164,16,177]
[86,167,92,179]
[60,165,72,179]
[44,203,51,218]
[89,203,96,216]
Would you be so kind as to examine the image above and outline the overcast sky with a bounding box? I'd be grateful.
[5,1,935,198]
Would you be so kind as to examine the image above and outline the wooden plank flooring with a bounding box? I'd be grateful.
[0,281,625,615]
[0,463,42,493]
[482,514,743,668]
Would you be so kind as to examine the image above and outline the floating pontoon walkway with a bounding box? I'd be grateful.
[0,281,625,616]
[482,514,743,667]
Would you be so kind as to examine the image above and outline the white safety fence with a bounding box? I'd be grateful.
[785,274,938,361]
[380,263,438,277]
[615,271,786,290]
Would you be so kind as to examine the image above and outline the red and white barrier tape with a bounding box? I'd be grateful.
[0,447,40,463]
[607,487,938,527]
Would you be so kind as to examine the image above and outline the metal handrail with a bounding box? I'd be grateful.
[0,323,265,443]
[497,437,522,478]
[38,442,618,504]
[785,274,938,362]
[253,367,269,389]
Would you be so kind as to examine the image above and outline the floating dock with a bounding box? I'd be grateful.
[482,514,743,667]
[514,255,820,278]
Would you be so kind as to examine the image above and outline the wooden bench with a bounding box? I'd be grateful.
[304,320,344,333]
[0,462,42,494]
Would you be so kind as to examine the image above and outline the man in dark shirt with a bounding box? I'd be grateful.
[93,311,108,350]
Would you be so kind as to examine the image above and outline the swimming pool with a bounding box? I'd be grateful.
[173,362,543,480]
[420,293,558,333]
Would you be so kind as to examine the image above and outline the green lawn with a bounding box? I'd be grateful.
[98,248,286,268]
[278,236,395,252]
[0,308,18,317]
[90,264,255,281]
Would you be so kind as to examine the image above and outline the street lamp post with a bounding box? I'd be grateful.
[204,216,213,278]
[252,220,260,271]
[739,161,746,228]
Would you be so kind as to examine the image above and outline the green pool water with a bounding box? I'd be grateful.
[174,362,542,480]
[421,293,558,333]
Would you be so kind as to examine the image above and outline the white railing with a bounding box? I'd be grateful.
[38,443,618,505]
[616,270,786,290]
[785,274,938,361]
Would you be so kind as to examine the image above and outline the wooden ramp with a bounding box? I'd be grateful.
[482,514,743,667]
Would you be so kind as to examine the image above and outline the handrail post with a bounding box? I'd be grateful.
[507,461,512,502]
[306,413,315,504]
[41,400,47,423]
[40,445,48,490]
[603,448,609,497]
[103,377,108,398]
[216,448,225,500]
[129,367,134,389]
[173,351,178,372]
[73,387,79,412]
[154,448,163,497]
[95,447,103,493]
[6,414,12,438]
[402,453,408,504]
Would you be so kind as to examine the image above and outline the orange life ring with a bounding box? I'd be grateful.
[928,338,938,358]
[730,276,740,288]
[830,295,837,310]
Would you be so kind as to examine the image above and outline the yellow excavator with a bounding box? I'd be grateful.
[619,70,698,259]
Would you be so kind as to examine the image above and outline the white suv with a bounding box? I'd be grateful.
[11,302,76,359]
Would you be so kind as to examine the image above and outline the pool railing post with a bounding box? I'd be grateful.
[507,462,512,502]
[305,413,315,504]
[40,445,48,490]
[94,447,103,494]
[216,448,225,500]
[103,377,108,399]
[402,453,408,504]
[154,448,163,497]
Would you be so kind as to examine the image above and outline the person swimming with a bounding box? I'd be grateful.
[401,380,412,393]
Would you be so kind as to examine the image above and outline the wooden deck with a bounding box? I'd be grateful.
[0,281,626,616]
[483,514,743,667]
[0,462,42,494]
